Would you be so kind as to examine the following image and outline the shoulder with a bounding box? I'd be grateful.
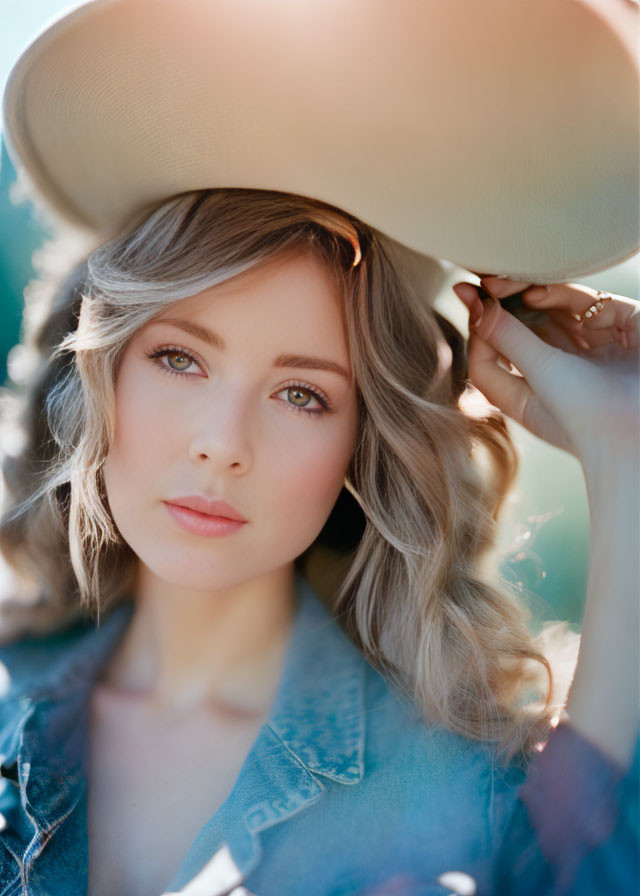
[362,657,518,770]
[360,659,528,829]
[0,597,134,702]
[307,658,533,893]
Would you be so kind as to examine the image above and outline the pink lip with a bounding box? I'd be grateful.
[163,496,247,538]
[164,503,247,538]
[166,496,247,522]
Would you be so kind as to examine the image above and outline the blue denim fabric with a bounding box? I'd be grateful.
[0,571,637,896]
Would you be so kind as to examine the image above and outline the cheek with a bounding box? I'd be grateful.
[102,368,171,510]
[111,362,181,453]
[269,416,357,540]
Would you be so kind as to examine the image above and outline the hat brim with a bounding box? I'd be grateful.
[2,0,638,282]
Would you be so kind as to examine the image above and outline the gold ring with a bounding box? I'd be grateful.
[573,290,612,324]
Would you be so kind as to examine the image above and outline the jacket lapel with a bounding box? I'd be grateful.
[0,572,367,896]
[164,573,367,893]
[0,600,135,891]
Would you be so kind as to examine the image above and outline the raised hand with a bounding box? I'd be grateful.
[451,276,639,470]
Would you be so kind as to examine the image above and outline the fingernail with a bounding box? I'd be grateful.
[469,296,484,329]
[575,333,590,350]
[480,278,510,298]
[453,282,477,306]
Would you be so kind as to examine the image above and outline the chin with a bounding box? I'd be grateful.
[136,543,279,593]
[144,555,247,592]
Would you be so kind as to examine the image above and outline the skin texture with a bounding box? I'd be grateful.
[99,248,359,720]
[453,275,639,772]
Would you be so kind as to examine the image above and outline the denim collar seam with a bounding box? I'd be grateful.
[264,719,330,786]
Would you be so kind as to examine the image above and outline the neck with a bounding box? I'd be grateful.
[96,562,297,721]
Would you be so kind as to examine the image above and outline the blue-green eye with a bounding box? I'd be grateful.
[165,352,192,371]
[275,383,332,416]
[146,346,202,377]
[289,386,314,407]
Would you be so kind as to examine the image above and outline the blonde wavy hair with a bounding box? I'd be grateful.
[0,188,578,767]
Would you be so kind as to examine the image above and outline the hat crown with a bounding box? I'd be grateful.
[2,0,638,281]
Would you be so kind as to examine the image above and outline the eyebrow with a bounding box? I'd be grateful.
[150,317,352,381]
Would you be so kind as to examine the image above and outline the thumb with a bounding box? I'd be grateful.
[454,285,578,455]
[462,288,569,394]
[469,290,558,378]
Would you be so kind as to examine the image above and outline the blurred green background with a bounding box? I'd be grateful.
[1,1,638,631]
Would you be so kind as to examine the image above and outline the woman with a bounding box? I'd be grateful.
[0,186,637,896]
[0,2,638,895]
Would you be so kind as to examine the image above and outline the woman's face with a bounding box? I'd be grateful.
[102,249,359,591]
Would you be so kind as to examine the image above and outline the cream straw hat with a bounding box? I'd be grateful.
[2,0,638,283]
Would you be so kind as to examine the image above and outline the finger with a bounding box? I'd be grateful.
[465,317,574,453]
[479,276,535,298]
[480,276,617,328]
[627,300,640,348]
[460,279,588,351]
[529,311,588,354]
[466,321,535,424]
[543,299,639,351]
[478,277,589,339]
[541,307,637,351]
[521,283,638,341]
[521,282,618,328]
[482,277,639,349]
[456,284,557,404]
[511,307,628,354]
[538,307,613,350]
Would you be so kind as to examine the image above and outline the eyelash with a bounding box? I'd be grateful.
[145,345,334,416]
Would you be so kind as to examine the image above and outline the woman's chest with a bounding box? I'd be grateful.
[86,686,267,896]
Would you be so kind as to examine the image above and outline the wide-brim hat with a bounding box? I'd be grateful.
[2,0,638,286]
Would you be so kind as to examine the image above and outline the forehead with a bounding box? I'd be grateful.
[135,249,352,371]
[203,248,341,303]
[155,249,345,332]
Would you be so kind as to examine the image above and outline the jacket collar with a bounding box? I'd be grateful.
[0,571,368,894]
[0,569,366,795]
[266,571,366,784]
[164,573,368,893]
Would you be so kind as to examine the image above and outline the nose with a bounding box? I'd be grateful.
[188,388,253,474]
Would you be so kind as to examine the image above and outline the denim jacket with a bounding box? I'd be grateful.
[0,571,637,896]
